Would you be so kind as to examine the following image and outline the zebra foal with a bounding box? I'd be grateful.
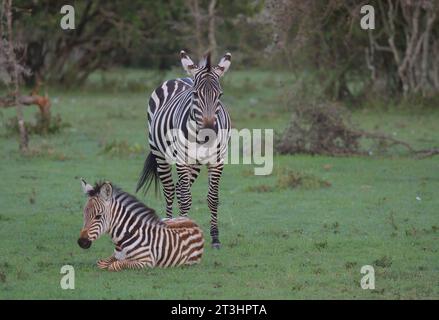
[77,179,204,271]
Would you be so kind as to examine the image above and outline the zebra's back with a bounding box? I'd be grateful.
[155,217,204,267]
[147,78,193,154]
[147,78,193,125]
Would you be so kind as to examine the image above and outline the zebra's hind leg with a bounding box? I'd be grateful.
[207,162,224,249]
[97,255,117,270]
[157,160,175,218]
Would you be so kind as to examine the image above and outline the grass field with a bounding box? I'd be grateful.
[0,70,438,299]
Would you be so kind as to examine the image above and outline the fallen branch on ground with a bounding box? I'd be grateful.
[275,102,438,158]
[414,148,439,159]
[356,130,415,152]
[0,92,51,117]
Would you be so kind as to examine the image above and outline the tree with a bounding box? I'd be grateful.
[367,0,439,96]
[184,0,218,59]
[263,0,439,98]
[12,0,175,86]
[0,0,28,152]
[184,0,261,61]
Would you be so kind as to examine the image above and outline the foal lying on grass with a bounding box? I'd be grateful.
[78,179,204,271]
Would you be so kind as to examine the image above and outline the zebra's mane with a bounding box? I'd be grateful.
[90,181,163,223]
[199,51,211,71]
[86,181,105,197]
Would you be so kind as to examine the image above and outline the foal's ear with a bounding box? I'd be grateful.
[99,182,113,201]
[180,50,198,77]
[80,178,93,195]
[214,52,232,77]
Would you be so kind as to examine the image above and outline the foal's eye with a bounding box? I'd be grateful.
[95,214,102,219]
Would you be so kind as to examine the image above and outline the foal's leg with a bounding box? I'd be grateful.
[107,254,154,271]
[97,254,117,270]
[107,260,147,271]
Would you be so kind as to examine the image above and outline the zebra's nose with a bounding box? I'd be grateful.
[77,237,92,249]
[202,117,216,130]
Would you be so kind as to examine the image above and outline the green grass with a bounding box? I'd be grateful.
[0,70,438,299]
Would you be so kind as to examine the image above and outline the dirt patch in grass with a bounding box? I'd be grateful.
[344,261,358,270]
[247,184,276,193]
[277,170,331,189]
[248,169,331,192]
[19,142,69,161]
[99,140,144,157]
[374,255,393,268]
[314,240,328,251]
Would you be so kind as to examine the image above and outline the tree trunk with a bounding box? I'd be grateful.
[207,0,217,58]
[186,0,204,58]
[4,0,28,152]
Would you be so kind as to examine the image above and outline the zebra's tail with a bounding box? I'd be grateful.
[136,152,159,195]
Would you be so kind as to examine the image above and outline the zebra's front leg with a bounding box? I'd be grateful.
[97,254,117,270]
[107,259,150,271]
[157,161,175,218]
[189,164,202,187]
[176,164,192,216]
[106,252,154,271]
[207,162,224,249]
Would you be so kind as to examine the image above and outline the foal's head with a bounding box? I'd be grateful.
[77,179,113,249]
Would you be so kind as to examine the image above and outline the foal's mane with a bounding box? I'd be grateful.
[89,181,163,224]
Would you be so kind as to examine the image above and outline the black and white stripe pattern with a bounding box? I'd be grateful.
[137,51,232,248]
[78,180,204,271]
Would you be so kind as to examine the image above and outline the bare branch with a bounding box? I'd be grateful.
[2,0,28,151]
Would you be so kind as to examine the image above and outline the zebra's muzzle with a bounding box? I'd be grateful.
[202,117,216,131]
[77,237,92,249]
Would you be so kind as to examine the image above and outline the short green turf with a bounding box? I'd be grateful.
[0,70,438,299]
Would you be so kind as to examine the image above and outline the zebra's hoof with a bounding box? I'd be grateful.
[211,242,221,249]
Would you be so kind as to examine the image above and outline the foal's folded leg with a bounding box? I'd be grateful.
[97,255,117,269]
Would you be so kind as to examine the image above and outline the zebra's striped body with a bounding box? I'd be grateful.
[137,51,232,248]
[147,77,230,165]
[78,180,204,271]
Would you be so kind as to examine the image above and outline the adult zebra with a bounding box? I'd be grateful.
[78,179,204,271]
[136,50,232,249]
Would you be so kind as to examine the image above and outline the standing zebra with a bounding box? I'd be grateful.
[78,179,204,271]
[136,50,232,249]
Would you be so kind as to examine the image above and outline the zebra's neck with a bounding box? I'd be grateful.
[107,191,162,242]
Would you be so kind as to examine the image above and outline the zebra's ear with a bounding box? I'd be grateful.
[214,52,231,77]
[80,178,93,195]
[180,50,198,77]
[99,182,113,201]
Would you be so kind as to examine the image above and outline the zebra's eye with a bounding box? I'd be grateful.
[219,92,224,98]
[192,91,198,97]
[95,214,102,220]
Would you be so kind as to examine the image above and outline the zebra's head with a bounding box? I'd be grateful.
[78,179,113,249]
[180,50,231,130]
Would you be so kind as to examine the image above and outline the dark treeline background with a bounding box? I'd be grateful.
[5,0,439,102]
